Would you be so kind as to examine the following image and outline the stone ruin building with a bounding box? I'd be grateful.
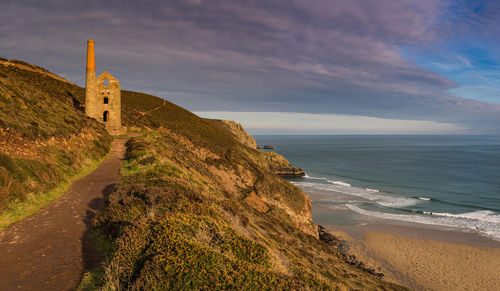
[84,40,125,135]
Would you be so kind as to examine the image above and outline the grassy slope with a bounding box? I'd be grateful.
[0,62,112,226]
[81,90,406,290]
[0,61,405,289]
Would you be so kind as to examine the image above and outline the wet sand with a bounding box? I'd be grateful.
[361,232,500,290]
[307,188,500,290]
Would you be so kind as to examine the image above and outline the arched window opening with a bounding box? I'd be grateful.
[103,97,109,104]
[103,111,109,122]
[103,78,109,87]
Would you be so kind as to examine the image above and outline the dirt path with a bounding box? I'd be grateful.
[0,138,127,291]
[138,100,166,117]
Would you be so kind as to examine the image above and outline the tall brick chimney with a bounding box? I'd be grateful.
[85,40,96,116]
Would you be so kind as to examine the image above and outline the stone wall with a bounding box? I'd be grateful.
[95,72,123,134]
[85,71,123,135]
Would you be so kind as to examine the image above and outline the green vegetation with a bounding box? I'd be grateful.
[77,227,115,291]
[0,153,108,230]
[0,64,86,138]
[1,60,405,290]
[83,95,406,290]
[0,64,111,225]
[121,90,240,156]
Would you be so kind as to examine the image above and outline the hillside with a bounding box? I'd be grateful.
[0,60,405,290]
[85,93,404,289]
[0,61,111,224]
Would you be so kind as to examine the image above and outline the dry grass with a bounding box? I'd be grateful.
[0,63,112,226]
[0,152,109,231]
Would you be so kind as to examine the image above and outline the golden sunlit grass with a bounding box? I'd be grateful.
[82,127,405,290]
[0,152,109,231]
[0,61,406,290]
[0,63,112,227]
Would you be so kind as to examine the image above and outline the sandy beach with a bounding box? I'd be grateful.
[332,229,500,290]
[308,188,500,290]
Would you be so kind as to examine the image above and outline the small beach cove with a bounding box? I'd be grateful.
[254,135,500,290]
[309,187,500,291]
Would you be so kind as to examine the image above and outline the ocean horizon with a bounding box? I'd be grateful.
[254,135,500,241]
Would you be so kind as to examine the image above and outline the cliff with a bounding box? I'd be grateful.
[0,59,404,290]
[259,151,306,178]
[207,119,258,149]
[207,119,305,177]
[86,90,403,290]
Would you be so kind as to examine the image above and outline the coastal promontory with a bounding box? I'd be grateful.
[0,59,405,290]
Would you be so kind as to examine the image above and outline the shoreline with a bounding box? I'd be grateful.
[305,186,500,248]
[305,187,500,290]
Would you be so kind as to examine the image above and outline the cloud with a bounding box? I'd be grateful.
[196,111,468,135]
[1,0,500,132]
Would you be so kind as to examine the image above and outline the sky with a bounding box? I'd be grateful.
[1,0,500,134]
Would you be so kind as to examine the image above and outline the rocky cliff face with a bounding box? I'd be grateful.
[83,90,405,290]
[206,119,258,149]
[207,119,305,178]
[261,151,306,178]
[92,129,402,290]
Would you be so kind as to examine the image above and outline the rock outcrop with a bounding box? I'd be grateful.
[274,166,305,178]
[260,151,306,178]
[207,119,305,178]
[206,119,258,149]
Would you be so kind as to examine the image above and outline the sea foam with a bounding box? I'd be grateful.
[346,204,500,241]
[295,178,500,241]
[294,180,421,208]
[304,174,327,181]
[327,180,352,187]
[431,210,500,224]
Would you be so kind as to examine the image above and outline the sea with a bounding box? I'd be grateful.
[253,135,500,241]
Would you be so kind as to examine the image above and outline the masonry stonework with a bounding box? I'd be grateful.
[85,40,125,135]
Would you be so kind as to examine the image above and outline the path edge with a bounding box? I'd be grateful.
[0,149,112,231]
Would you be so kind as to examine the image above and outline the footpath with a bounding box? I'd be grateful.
[0,138,127,290]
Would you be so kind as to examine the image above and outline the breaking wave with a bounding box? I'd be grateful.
[293,179,422,208]
[293,175,500,241]
[327,180,352,187]
[346,205,500,241]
